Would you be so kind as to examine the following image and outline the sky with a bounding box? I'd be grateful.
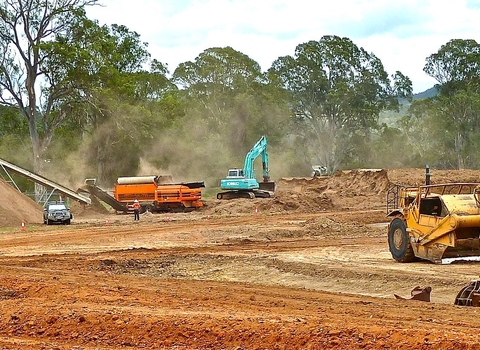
[86,0,480,94]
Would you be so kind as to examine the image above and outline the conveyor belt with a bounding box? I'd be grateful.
[0,157,91,205]
[83,181,127,212]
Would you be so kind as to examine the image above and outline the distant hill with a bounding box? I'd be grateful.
[413,86,439,100]
[380,86,439,126]
[398,86,438,105]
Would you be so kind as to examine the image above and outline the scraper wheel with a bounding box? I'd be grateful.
[388,218,415,263]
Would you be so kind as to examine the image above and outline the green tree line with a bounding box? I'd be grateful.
[1,1,479,191]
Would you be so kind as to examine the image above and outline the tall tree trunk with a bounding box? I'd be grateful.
[455,132,465,170]
[27,111,47,202]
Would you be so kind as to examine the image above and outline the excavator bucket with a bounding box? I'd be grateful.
[259,181,276,192]
[454,280,480,306]
[394,286,431,302]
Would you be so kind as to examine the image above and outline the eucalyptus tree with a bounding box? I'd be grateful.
[268,35,412,172]
[424,39,480,91]
[408,89,480,169]
[0,0,176,186]
[172,46,286,153]
[173,46,264,105]
[413,39,480,169]
[49,20,175,184]
[0,0,98,173]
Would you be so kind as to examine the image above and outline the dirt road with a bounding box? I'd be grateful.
[2,169,480,349]
[0,207,480,349]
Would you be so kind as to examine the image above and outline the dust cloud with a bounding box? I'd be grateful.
[43,140,93,191]
[145,128,235,188]
[137,158,169,178]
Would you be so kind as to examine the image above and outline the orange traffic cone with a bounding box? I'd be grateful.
[21,219,26,231]
[254,206,259,216]
[165,215,171,222]
[105,219,109,226]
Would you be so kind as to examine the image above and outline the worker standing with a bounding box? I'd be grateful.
[133,199,140,221]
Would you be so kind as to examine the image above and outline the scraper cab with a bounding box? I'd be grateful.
[386,182,480,264]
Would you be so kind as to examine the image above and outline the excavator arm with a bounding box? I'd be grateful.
[243,135,270,182]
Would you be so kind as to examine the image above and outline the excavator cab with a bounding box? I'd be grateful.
[227,169,244,177]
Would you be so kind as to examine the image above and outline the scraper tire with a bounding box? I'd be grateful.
[388,218,415,262]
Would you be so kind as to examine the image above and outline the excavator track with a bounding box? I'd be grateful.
[217,191,255,200]
[216,189,274,200]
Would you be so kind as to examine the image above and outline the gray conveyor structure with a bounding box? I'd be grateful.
[0,157,91,205]
[83,179,127,212]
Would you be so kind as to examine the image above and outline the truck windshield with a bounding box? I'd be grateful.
[48,204,67,210]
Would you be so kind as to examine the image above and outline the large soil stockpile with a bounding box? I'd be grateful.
[0,178,43,227]
[275,169,391,212]
[272,176,333,212]
[386,168,480,186]
[274,168,480,213]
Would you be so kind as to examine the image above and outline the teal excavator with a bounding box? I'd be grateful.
[217,135,276,200]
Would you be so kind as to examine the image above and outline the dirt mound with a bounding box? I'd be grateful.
[273,169,390,212]
[268,168,480,213]
[274,176,334,212]
[386,168,480,186]
[70,195,110,218]
[328,169,391,194]
[0,178,108,227]
[0,178,43,227]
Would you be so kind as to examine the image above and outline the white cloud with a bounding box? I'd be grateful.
[87,0,480,93]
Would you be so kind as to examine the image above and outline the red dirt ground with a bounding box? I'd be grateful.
[1,168,480,349]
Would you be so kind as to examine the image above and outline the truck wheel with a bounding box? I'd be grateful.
[388,218,416,262]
